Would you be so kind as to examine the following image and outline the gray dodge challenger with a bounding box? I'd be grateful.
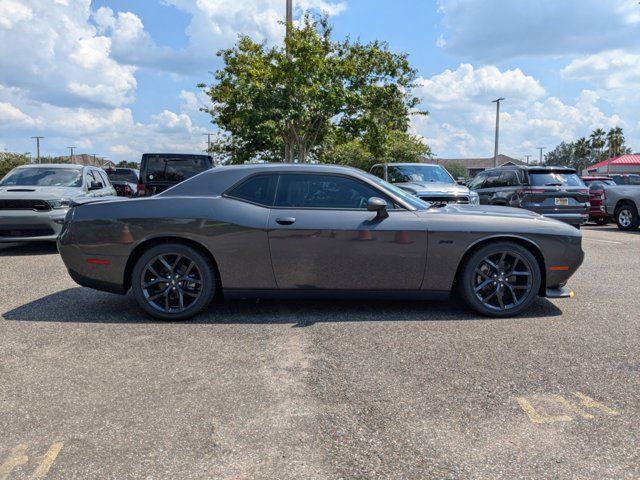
[57,164,584,320]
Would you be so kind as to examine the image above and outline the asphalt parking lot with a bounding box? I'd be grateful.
[0,225,638,479]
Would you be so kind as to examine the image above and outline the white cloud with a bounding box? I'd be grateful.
[437,0,640,61]
[561,50,640,89]
[412,65,622,158]
[0,102,36,127]
[416,64,545,108]
[0,0,33,28]
[0,0,137,108]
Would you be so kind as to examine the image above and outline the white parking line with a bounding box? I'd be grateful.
[583,237,623,245]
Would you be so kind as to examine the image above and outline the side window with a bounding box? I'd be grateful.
[274,174,392,209]
[500,171,520,187]
[370,166,383,179]
[85,170,96,188]
[386,167,409,184]
[483,171,503,189]
[97,170,110,188]
[467,173,486,190]
[226,174,278,206]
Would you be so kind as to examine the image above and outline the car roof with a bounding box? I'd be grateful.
[372,162,440,167]
[484,165,577,173]
[14,163,85,170]
[203,163,365,175]
[582,175,612,180]
[142,153,212,158]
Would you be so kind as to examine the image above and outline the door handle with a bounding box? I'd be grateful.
[276,217,296,225]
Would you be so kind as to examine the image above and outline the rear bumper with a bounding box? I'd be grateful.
[0,209,68,242]
[540,213,589,226]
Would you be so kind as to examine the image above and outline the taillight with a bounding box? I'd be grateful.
[136,184,146,196]
[124,184,131,195]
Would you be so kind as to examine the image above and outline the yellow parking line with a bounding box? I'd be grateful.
[516,397,572,424]
[0,444,28,480]
[31,442,63,479]
[572,392,619,416]
[552,395,594,419]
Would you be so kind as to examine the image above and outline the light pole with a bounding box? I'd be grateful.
[524,154,532,165]
[492,98,505,168]
[67,146,76,164]
[91,153,98,167]
[31,136,44,163]
[286,0,293,40]
[537,147,546,166]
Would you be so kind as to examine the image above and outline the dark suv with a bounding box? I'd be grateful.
[138,153,214,196]
[466,166,589,228]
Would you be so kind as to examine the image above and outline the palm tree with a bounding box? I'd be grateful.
[590,128,606,160]
[574,137,591,173]
[606,126,625,158]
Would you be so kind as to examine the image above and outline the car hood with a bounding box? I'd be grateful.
[397,181,471,195]
[0,185,84,199]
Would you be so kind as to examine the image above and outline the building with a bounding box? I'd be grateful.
[585,154,640,175]
[432,154,526,178]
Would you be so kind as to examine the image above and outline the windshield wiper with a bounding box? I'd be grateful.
[545,183,563,186]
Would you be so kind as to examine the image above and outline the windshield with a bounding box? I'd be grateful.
[387,165,455,184]
[529,171,585,187]
[144,157,212,182]
[107,169,138,183]
[0,168,83,187]
[364,173,430,210]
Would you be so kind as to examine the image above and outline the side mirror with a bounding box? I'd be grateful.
[88,181,103,191]
[367,197,389,220]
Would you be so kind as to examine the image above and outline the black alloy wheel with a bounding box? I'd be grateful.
[460,242,541,317]
[132,243,217,320]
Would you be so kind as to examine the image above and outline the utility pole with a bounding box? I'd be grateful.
[91,153,98,167]
[537,147,546,166]
[286,0,293,42]
[67,146,76,164]
[492,98,505,168]
[203,133,215,152]
[31,136,44,163]
[524,154,532,165]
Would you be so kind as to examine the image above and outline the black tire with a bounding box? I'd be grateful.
[131,243,217,321]
[615,203,639,231]
[594,217,608,225]
[459,242,541,318]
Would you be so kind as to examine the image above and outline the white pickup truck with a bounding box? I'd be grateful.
[603,185,640,230]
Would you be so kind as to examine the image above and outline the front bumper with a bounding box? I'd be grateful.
[0,209,68,242]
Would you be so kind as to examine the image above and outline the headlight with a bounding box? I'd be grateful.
[469,192,480,206]
[49,198,71,209]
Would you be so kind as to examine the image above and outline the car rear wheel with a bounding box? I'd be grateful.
[615,204,639,231]
[459,242,541,318]
[131,243,217,320]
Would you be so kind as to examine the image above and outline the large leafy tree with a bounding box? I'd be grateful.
[0,152,30,178]
[199,14,426,164]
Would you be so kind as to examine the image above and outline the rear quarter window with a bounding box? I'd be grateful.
[226,174,278,206]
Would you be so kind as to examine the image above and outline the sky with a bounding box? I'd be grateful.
[0,0,638,162]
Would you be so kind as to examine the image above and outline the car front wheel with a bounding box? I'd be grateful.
[459,242,541,318]
[131,243,217,320]
[615,204,639,231]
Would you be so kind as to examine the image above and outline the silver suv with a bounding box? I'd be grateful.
[370,163,479,205]
[0,163,116,242]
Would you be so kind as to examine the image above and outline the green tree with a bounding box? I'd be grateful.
[544,141,575,168]
[590,128,606,159]
[573,137,591,173]
[199,14,426,165]
[443,162,467,180]
[117,160,139,169]
[606,126,626,157]
[0,152,31,178]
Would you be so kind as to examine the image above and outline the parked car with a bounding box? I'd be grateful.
[105,167,139,197]
[0,163,116,242]
[138,153,214,196]
[58,164,584,320]
[370,163,479,205]
[602,185,640,230]
[467,166,589,228]
[581,176,616,225]
[610,174,640,186]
